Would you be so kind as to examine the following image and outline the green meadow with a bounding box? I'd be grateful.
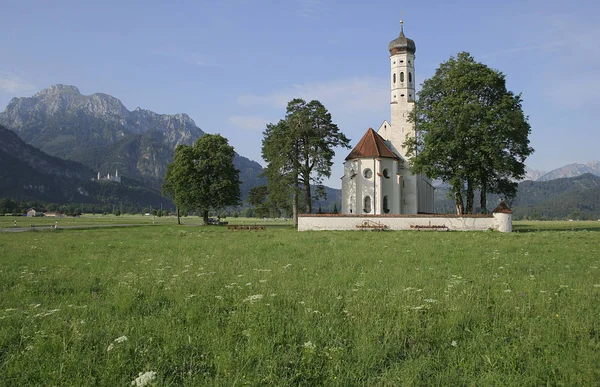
[1,222,599,385]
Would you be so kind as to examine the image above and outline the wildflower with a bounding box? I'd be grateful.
[594,284,600,288]
[424,299,437,303]
[504,289,512,293]
[131,371,157,387]
[115,336,128,343]
[215,296,223,300]
[243,294,263,303]
[303,341,316,350]
[259,279,267,283]
[451,340,458,347]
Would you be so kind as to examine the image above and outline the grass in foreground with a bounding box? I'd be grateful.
[1,224,599,385]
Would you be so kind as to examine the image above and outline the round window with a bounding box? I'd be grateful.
[383,169,390,178]
[363,169,373,179]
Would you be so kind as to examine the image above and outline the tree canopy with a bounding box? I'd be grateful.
[163,134,241,223]
[262,99,350,225]
[405,52,533,214]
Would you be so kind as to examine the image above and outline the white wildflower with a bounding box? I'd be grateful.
[504,289,512,293]
[424,299,437,303]
[115,336,128,343]
[131,371,157,386]
[593,284,600,288]
[303,341,316,350]
[259,279,267,283]
[243,294,263,303]
[451,340,458,347]
[215,295,223,299]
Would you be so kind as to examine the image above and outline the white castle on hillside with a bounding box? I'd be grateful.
[341,21,434,215]
[95,170,121,183]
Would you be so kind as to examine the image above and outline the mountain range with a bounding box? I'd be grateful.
[524,161,600,182]
[0,85,264,196]
[0,124,168,209]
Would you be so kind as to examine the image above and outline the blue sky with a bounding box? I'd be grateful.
[1,0,599,188]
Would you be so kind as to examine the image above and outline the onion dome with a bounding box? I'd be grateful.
[388,20,416,55]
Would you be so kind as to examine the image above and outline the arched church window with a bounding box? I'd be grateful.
[400,60,404,63]
[363,169,373,179]
[393,73,396,83]
[409,72,412,83]
[383,169,390,178]
[400,72,405,82]
[383,196,390,213]
[363,196,372,213]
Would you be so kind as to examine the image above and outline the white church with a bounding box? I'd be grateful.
[341,21,435,215]
[300,21,513,232]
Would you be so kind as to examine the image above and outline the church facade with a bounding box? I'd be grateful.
[341,22,435,215]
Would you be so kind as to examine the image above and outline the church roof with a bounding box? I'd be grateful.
[389,21,416,55]
[492,202,513,214]
[345,128,399,160]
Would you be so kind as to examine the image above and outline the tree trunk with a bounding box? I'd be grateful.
[454,189,464,215]
[292,191,298,228]
[465,179,474,214]
[202,209,209,225]
[304,183,312,214]
[480,184,487,214]
[177,207,181,225]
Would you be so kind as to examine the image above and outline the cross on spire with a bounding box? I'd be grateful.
[399,12,404,35]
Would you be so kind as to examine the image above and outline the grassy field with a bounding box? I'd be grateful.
[0,215,291,229]
[1,222,599,385]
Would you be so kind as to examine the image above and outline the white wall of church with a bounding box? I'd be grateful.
[342,158,403,215]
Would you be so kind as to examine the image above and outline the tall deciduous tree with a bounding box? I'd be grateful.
[405,52,533,214]
[262,99,350,226]
[163,134,241,224]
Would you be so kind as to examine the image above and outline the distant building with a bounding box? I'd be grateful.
[95,170,121,183]
[26,208,37,217]
[44,211,64,218]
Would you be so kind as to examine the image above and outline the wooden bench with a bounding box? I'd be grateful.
[409,224,449,231]
[227,225,265,231]
[355,221,388,231]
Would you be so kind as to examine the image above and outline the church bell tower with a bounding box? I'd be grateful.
[388,20,416,159]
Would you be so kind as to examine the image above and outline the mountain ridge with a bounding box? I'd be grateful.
[0,84,265,194]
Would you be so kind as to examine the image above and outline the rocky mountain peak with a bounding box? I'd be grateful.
[33,84,81,97]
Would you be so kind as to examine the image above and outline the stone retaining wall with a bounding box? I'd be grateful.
[298,213,512,232]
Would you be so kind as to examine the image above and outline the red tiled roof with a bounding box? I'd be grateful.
[492,202,513,214]
[345,128,399,160]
